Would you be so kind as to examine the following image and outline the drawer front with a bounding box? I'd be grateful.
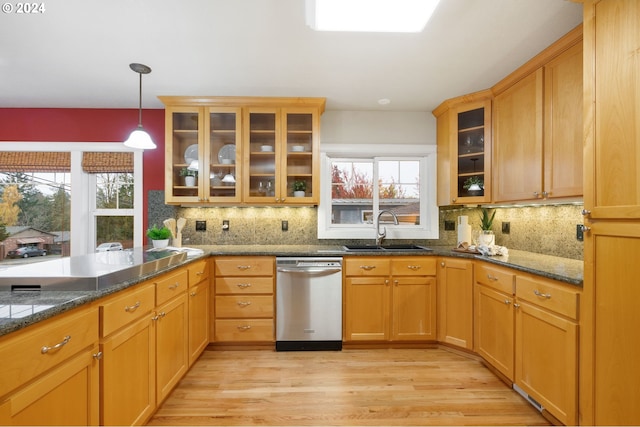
[516,275,579,320]
[476,263,515,295]
[215,295,274,318]
[391,257,436,276]
[214,319,274,342]
[155,268,188,306]
[214,256,274,277]
[100,283,155,337]
[188,259,209,287]
[215,276,274,295]
[344,257,390,276]
[0,307,98,397]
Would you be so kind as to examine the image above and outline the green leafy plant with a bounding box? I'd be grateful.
[463,175,483,190]
[179,167,198,177]
[479,208,496,231]
[146,224,172,240]
[293,180,306,192]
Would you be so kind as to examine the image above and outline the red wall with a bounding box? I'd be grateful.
[0,108,165,243]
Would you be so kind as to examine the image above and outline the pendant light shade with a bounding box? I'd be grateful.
[124,63,156,149]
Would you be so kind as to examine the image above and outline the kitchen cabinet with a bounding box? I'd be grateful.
[100,282,156,426]
[0,305,99,426]
[154,269,189,404]
[493,69,544,202]
[213,256,275,342]
[514,274,579,426]
[437,258,473,350]
[344,257,436,342]
[163,104,243,204]
[160,96,325,206]
[187,259,210,366]
[243,107,321,205]
[493,28,582,202]
[581,1,640,425]
[474,263,515,381]
[433,91,492,206]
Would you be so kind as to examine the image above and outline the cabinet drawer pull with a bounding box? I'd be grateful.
[533,289,552,299]
[41,335,71,354]
[168,283,180,290]
[487,274,498,281]
[237,265,252,270]
[196,271,204,276]
[236,283,252,289]
[237,325,252,331]
[124,301,141,312]
[237,301,252,307]
[359,265,376,271]
[407,265,421,271]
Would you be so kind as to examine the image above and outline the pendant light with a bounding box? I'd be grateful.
[124,63,156,149]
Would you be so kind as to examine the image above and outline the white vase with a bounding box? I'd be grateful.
[152,239,169,249]
[477,230,495,246]
[294,190,306,197]
[184,176,196,187]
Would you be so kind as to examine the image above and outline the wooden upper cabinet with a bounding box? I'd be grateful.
[434,92,492,206]
[543,41,583,199]
[584,0,640,220]
[493,68,544,202]
[160,96,325,206]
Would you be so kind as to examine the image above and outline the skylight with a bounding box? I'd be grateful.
[306,0,441,33]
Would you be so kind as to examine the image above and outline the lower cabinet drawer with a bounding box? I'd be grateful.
[0,307,98,397]
[214,319,274,342]
[215,295,274,318]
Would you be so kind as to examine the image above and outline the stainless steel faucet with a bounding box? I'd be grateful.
[376,210,399,246]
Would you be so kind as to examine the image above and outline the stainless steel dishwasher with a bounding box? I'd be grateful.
[276,257,343,351]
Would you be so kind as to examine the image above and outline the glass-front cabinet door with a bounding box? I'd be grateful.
[165,106,203,204]
[451,100,492,204]
[282,109,319,205]
[207,107,242,203]
[165,106,242,204]
[243,108,280,203]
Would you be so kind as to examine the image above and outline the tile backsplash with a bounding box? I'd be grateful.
[148,191,584,260]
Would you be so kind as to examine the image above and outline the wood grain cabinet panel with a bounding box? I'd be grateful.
[437,258,474,349]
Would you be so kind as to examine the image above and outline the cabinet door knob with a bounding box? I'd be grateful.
[93,351,103,360]
[393,280,399,286]
[440,262,445,267]
[514,303,521,309]
[581,209,591,217]
[581,225,591,233]
[504,300,511,305]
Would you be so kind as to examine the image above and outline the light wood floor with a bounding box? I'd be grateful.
[147,348,550,426]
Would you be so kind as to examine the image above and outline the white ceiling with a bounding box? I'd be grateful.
[0,0,582,112]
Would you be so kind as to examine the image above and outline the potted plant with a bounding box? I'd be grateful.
[477,208,496,246]
[179,167,198,187]
[293,180,306,197]
[463,176,483,194]
[146,224,172,248]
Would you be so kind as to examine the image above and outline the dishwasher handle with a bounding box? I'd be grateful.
[277,267,342,275]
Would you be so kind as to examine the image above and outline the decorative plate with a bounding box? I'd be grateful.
[218,144,236,163]
[183,144,198,164]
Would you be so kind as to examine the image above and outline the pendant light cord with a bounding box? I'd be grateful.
[137,72,143,127]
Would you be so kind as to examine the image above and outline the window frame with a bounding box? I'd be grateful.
[318,143,438,240]
[0,142,143,256]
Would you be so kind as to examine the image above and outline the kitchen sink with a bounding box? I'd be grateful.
[343,244,432,252]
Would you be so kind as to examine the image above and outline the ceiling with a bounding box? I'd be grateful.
[0,0,582,112]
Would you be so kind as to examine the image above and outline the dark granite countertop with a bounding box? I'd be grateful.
[0,245,582,339]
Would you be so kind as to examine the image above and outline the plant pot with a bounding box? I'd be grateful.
[294,190,306,197]
[184,176,196,187]
[151,239,169,249]
[477,230,495,247]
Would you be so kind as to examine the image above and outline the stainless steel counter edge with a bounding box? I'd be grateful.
[0,246,583,338]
